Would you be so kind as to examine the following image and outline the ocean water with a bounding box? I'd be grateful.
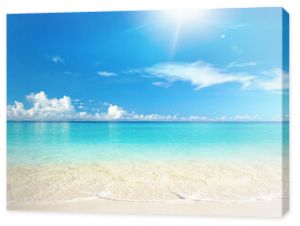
[7,121,288,164]
[7,122,288,204]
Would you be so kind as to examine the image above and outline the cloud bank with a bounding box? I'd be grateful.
[8,91,74,120]
[7,91,176,121]
[7,91,279,121]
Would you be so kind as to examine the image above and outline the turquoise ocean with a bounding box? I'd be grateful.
[7,121,288,165]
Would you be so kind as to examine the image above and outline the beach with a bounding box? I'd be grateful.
[7,122,289,216]
[8,197,284,217]
[7,159,288,217]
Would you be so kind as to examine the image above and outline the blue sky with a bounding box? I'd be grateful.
[7,8,289,121]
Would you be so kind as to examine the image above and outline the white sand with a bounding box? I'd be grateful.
[7,159,288,217]
[8,199,287,217]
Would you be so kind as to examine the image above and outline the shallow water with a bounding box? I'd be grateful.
[7,122,288,204]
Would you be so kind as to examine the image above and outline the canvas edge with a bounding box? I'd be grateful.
[281,7,289,217]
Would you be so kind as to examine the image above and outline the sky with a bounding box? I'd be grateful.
[7,8,289,121]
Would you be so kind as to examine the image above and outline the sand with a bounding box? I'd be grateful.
[7,159,288,217]
[8,198,286,217]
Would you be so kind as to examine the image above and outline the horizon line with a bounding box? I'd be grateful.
[7,120,289,123]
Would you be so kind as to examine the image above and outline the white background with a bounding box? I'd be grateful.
[0,0,299,225]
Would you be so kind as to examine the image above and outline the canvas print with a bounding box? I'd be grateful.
[7,8,289,217]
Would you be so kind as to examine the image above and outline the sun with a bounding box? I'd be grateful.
[162,10,209,56]
[165,9,207,24]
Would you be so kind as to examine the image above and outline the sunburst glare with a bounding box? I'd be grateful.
[163,9,211,56]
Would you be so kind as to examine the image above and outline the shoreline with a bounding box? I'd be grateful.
[7,198,286,217]
[7,160,285,216]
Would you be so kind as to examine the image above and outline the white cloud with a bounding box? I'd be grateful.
[132,114,177,121]
[97,71,117,77]
[227,61,257,68]
[7,101,27,118]
[152,81,171,88]
[142,61,254,90]
[7,91,286,122]
[6,92,142,121]
[8,91,74,120]
[131,61,288,92]
[254,68,289,91]
[233,114,261,121]
[106,104,126,119]
[51,55,64,64]
[187,116,209,121]
[181,115,262,122]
